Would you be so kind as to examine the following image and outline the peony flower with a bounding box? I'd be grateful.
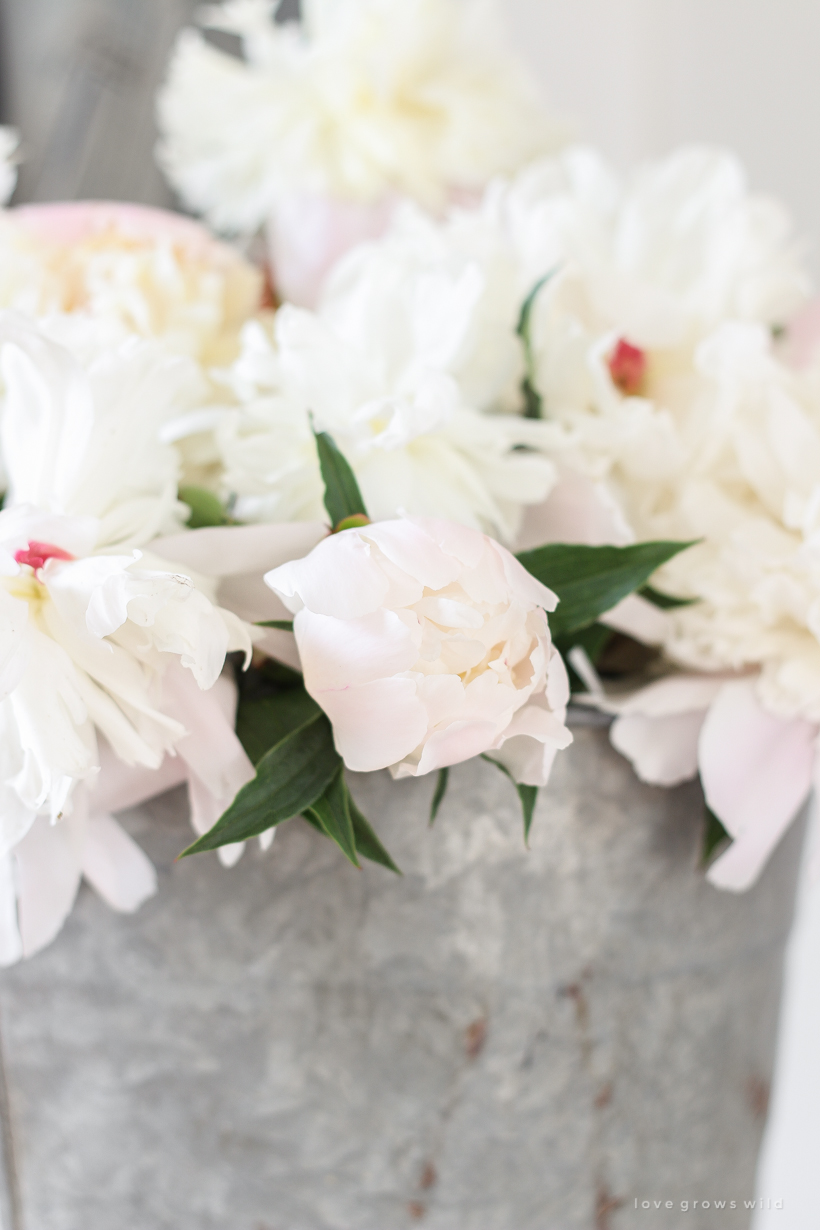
[319,199,525,413]
[156,0,562,304]
[186,303,555,542]
[471,145,807,495]
[158,0,559,224]
[265,516,572,784]
[569,321,820,890]
[0,201,262,362]
[0,315,256,959]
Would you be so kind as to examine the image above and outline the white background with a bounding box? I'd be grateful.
[505,3,820,1224]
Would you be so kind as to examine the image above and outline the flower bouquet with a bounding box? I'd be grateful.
[0,0,814,1221]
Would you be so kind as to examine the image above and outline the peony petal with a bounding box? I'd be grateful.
[513,473,634,552]
[187,771,244,867]
[91,737,189,815]
[14,811,85,958]
[699,680,817,891]
[266,531,390,620]
[315,676,428,772]
[162,664,255,805]
[611,711,705,786]
[406,517,486,569]
[492,694,573,786]
[0,319,95,511]
[590,673,729,718]
[296,609,418,690]
[362,520,463,590]
[81,813,157,912]
[413,719,499,776]
[491,736,561,789]
[0,588,29,699]
[151,521,326,579]
[492,540,559,613]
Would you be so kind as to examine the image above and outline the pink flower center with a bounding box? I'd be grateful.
[608,338,646,395]
[14,541,75,573]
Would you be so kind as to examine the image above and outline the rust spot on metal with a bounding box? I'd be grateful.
[594,1082,613,1109]
[747,1075,770,1119]
[465,1017,487,1060]
[407,1200,426,1220]
[595,1187,625,1229]
[419,1161,437,1190]
[559,982,589,1031]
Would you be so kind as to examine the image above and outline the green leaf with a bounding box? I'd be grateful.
[517,540,696,637]
[346,786,401,874]
[516,273,555,421]
[258,658,303,689]
[516,273,553,345]
[254,619,294,631]
[639,584,698,610]
[236,688,321,766]
[180,712,340,856]
[429,767,449,825]
[521,379,543,420]
[304,768,360,867]
[481,755,539,844]
[701,805,731,868]
[179,485,231,529]
[312,425,369,529]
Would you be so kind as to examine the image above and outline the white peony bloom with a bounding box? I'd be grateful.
[187,301,556,542]
[156,0,561,232]
[319,200,524,412]
[0,312,211,548]
[0,202,262,363]
[0,128,19,206]
[0,316,255,959]
[484,146,809,490]
[266,516,572,783]
[629,323,820,723]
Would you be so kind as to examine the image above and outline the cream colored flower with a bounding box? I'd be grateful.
[266,515,571,782]
[186,301,555,542]
[0,316,255,959]
[0,202,262,363]
[156,0,561,230]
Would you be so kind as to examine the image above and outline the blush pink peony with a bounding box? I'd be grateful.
[265,517,572,784]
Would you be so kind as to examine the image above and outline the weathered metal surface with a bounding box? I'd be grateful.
[0,728,801,1230]
[0,0,198,206]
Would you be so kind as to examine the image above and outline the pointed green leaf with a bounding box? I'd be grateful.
[516,273,553,345]
[312,425,369,528]
[517,540,697,637]
[304,768,360,867]
[429,767,449,825]
[481,755,540,844]
[516,273,556,420]
[639,584,698,610]
[346,785,401,874]
[521,378,543,420]
[518,785,539,844]
[701,805,731,868]
[259,658,303,688]
[180,712,340,856]
[254,619,294,631]
[236,688,321,766]
[179,485,231,529]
